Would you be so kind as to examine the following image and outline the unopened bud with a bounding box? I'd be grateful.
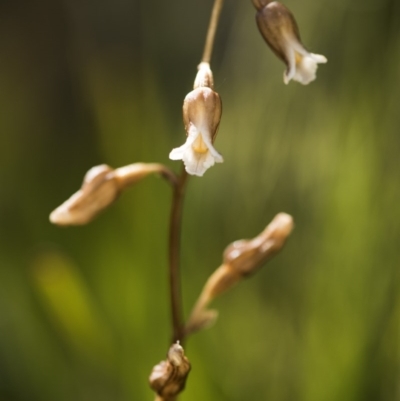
[49,165,118,226]
[149,343,191,400]
[169,78,223,177]
[254,1,327,84]
[50,163,175,226]
[185,213,294,335]
[224,212,294,276]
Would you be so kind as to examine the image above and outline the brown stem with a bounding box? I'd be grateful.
[201,0,225,64]
[168,167,189,343]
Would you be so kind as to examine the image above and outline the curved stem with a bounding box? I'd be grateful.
[114,163,178,189]
[201,0,225,64]
[169,167,189,343]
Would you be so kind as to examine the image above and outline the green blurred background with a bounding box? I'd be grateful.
[0,0,399,400]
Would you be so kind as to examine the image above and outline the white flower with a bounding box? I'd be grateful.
[283,40,327,85]
[169,86,223,177]
[169,124,223,177]
[254,1,327,85]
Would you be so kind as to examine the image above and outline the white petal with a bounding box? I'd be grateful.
[310,53,327,63]
[169,145,187,160]
[283,39,327,85]
[293,54,325,85]
[169,131,198,160]
[169,125,223,176]
[182,148,217,177]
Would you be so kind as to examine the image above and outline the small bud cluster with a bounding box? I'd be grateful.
[149,343,191,401]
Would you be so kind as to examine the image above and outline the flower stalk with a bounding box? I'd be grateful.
[168,168,189,343]
[201,0,225,64]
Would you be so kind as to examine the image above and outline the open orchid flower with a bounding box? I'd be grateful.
[253,0,327,85]
[170,64,223,177]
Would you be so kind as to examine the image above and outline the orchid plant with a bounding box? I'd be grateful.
[50,0,326,399]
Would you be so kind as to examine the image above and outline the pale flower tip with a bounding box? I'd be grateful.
[283,74,290,85]
[270,212,294,236]
[312,53,328,63]
[49,192,89,226]
[169,147,185,161]
[49,207,69,226]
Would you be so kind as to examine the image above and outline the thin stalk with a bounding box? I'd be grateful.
[201,0,225,64]
[168,0,225,346]
[168,167,189,343]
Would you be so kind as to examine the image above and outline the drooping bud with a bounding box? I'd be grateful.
[49,165,118,226]
[149,342,191,401]
[254,1,327,84]
[185,213,294,335]
[50,163,177,226]
[223,212,294,275]
[169,66,223,176]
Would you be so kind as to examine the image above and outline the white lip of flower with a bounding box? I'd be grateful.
[169,123,223,177]
[283,39,327,85]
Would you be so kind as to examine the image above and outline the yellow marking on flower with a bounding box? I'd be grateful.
[192,134,208,153]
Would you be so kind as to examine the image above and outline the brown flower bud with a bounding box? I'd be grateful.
[169,80,223,176]
[185,213,294,336]
[50,163,176,226]
[49,165,119,226]
[149,343,191,401]
[254,1,327,84]
[223,212,294,276]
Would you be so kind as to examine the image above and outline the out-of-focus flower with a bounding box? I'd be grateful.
[49,165,119,226]
[50,163,176,226]
[223,212,294,276]
[185,213,294,335]
[253,1,327,85]
[169,63,223,176]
